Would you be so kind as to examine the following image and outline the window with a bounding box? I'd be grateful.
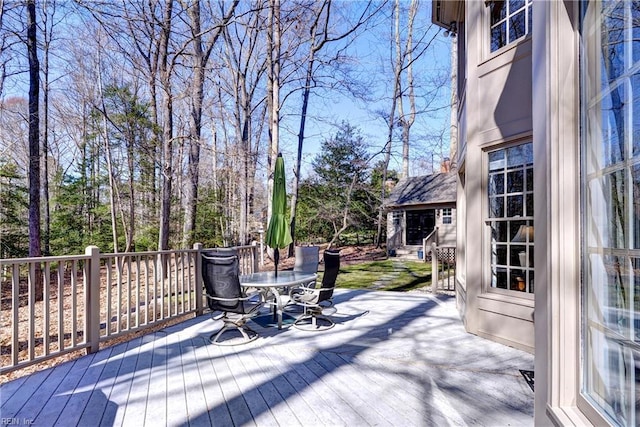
[487,143,533,293]
[488,0,533,52]
[442,208,452,224]
[581,1,640,425]
[392,211,402,226]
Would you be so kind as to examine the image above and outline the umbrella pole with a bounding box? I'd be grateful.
[274,249,279,278]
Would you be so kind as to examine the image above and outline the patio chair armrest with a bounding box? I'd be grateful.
[204,293,257,303]
[297,282,327,292]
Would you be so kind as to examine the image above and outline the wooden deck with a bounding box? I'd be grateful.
[1,290,534,426]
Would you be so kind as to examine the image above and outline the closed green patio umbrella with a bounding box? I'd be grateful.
[265,153,292,277]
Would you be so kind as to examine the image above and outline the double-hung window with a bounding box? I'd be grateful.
[442,208,453,224]
[488,0,533,52]
[487,142,534,293]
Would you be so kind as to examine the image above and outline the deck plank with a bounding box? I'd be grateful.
[143,332,169,426]
[320,350,419,425]
[180,336,212,427]
[0,290,535,426]
[56,348,112,426]
[120,333,156,426]
[28,351,96,426]
[213,343,258,427]
[272,346,368,426]
[226,346,280,426]
[11,357,75,424]
[164,331,191,427]
[107,336,144,426]
[77,344,124,427]
[1,363,56,419]
[197,336,236,426]
[94,339,132,427]
[256,344,346,426]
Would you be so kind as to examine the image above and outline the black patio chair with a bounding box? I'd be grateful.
[291,249,340,331]
[201,250,262,345]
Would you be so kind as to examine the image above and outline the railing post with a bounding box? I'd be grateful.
[431,242,439,291]
[422,238,427,264]
[193,243,204,315]
[85,245,100,354]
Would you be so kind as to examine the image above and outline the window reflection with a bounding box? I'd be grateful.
[582,1,640,424]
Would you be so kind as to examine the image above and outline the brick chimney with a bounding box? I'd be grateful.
[385,179,396,192]
[441,157,451,173]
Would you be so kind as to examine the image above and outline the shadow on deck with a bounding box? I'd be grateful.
[0,289,534,426]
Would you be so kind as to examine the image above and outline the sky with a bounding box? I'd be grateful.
[276,4,454,180]
[0,1,453,183]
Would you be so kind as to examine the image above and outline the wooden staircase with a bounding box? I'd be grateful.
[390,246,425,261]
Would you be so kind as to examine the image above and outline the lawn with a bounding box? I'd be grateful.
[319,259,433,292]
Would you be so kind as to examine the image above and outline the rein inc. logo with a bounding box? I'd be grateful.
[1,419,34,425]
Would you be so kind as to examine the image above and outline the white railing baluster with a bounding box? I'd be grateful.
[173,253,178,315]
[135,255,142,327]
[115,257,121,331]
[11,264,19,366]
[157,254,163,320]
[28,263,35,361]
[180,253,186,314]
[71,260,78,348]
[124,256,130,331]
[43,262,50,356]
[144,256,150,325]
[57,264,64,352]
[104,256,110,338]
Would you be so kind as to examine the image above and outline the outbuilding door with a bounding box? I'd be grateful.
[405,210,435,245]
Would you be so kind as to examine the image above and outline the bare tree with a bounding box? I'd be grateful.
[181,0,238,248]
[375,0,442,247]
[288,0,384,255]
[26,0,42,295]
[374,0,402,248]
[398,0,417,179]
[39,0,66,255]
[219,1,269,244]
[266,0,281,227]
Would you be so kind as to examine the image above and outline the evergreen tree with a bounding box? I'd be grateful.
[0,161,29,258]
[308,122,374,246]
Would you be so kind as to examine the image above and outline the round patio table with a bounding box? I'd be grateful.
[240,271,317,329]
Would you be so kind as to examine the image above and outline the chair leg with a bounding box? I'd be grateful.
[210,321,258,346]
[293,307,335,331]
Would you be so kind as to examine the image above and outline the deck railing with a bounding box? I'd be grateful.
[422,228,439,261]
[0,244,258,374]
[430,243,456,292]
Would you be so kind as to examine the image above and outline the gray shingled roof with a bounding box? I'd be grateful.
[384,172,456,208]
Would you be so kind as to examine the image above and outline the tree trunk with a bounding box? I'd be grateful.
[27,0,42,298]
[375,0,402,248]
[267,0,281,234]
[182,1,203,248]
[158,1,173,251]
[181,0,238,248]
[289,55,314,257]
